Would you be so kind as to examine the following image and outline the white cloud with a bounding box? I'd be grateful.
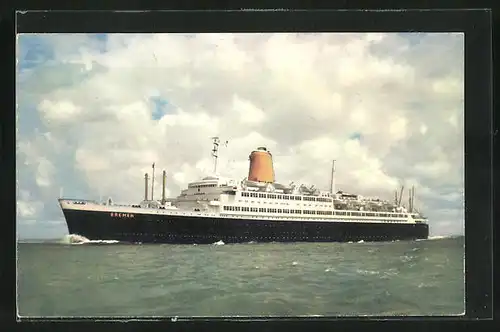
[39,99,82,123]
[35,157,55,187]
[233,95,266,125]
[17,200,44,218]
[16,32,465,237]
[17,201,37,218]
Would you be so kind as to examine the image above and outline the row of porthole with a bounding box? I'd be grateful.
[118,233,399,242]
[119,233,305,240]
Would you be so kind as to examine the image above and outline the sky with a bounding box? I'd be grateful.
[16,33,464,239]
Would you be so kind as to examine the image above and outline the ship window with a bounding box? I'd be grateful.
[278,209,282,213]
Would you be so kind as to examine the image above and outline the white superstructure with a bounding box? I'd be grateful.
[59,140,428,226]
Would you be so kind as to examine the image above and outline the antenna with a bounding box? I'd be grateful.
[330,160,336,194]
[412,185,416,212]
[398,184,404,206]
[162,170,167,205]
[408,188,412,212]
[151,163,155,201]
[211,137,220,174]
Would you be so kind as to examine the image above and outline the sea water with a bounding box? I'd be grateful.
[16,235,464,317]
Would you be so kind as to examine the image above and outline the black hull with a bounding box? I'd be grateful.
[62,209,429,244]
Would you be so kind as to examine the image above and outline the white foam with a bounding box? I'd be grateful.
[212,240,225,246]
[357,240,364,243]
[357,269,380,275]
[60,234,89,244]
[417,235,456,241]
[87,239,120,244]
[60,234,119,245]
[292,261,298,266]
[428,235,450,240]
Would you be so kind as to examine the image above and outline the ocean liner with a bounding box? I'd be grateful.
[59,138,429,244]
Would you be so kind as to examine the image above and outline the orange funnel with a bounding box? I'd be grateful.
[248,147,275,183]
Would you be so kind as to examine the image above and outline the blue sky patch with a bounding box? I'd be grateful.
[150,96,171,120]
[18,35,55,71]
[349,132,363,141]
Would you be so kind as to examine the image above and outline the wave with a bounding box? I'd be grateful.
[428,235,452,240]
[212,240,225,246]
[416,235,460,242]
[356,269,380,275]
[60,234,120,245]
